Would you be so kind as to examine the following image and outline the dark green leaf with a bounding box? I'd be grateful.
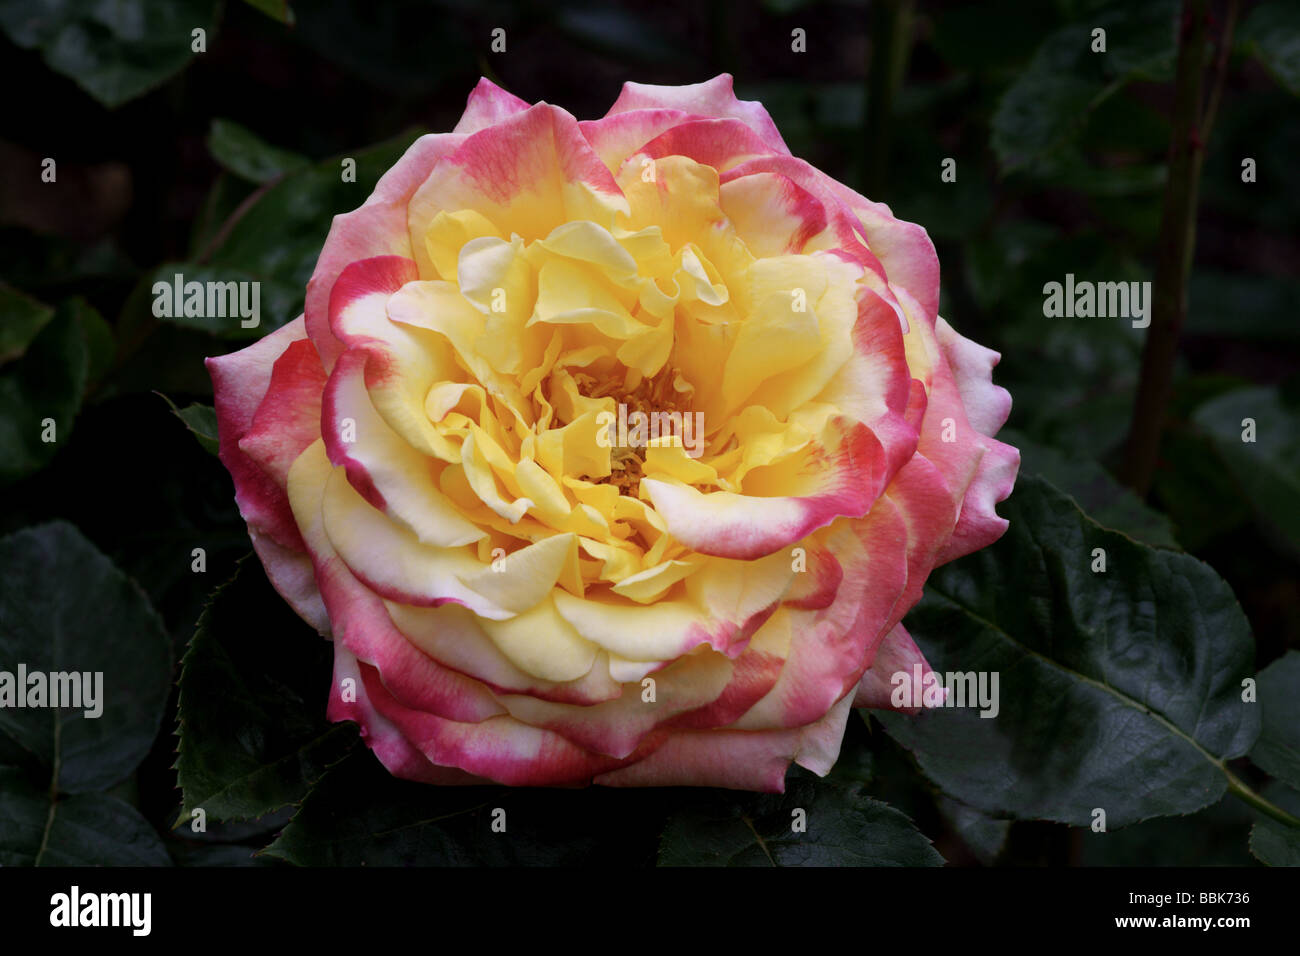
[208,118,308,184]
[0,0,219,108]
[991,2,1178,172]
[0,305,87,486]
[1193,386,1300,555]
[0,283,54,364]
[158,395,219,456]
[876,475,1259,828]
[1240,3,1300,97]
[196,129,426,334]
[1252,651,1300,790]
[936,796,1010,865]
[1249,784,1300,866]
[176,559,357,823]
[240,0,294,26]
[0,522,172,793]
[1004,429,1180,548]
[264,747,672,866]
[0,767,170,866]
[658,771,943,866]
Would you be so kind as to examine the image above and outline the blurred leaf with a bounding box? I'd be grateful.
[555,8,688,64]
[264,747,672,866]
[991,1,1178,173]
[146,262,274,339]
[935,796,1010,865]
[1249,784,1300,865]
[0,283,53,364]
[0,303,87,486]
[1079,794,1256,866]
[1004,428,1180,548]
[1252,651,1300,790]
[177,559,357,823]
[208,118,308,184]
[67,297,113,389]
[0,522,172,793]
[876,475,1260,828]
[1240,2,1300,97]
[0,0,218,108]
[1187,272,1300,343]
[291,0,472,96]
[1193,385,1300,555]
[197,129,426,334]
[158,394,219,456]
[241,0,294,26]
[658,774,944,866]
[0,768,170,865]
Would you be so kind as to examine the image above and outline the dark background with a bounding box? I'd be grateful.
[1,0,1297,866]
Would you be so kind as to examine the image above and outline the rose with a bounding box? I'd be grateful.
[207,75,1018,790]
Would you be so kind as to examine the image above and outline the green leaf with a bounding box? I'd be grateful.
[240,0,294,25]
[0,283,54,364]
[0,0,219,108]
[1193,385,1300,555]
[67,296,114,389]
[658,771,943,866]
[264,747,672,866]
[146,263,272,339]
[208,118,308,184]
[936,796,1010,865]
[193,129,426,335]
[0,767,170,866]
[157,394,219,456]
[1249,784,1300,866]
[0,305,87,486]
[1240,3,1300,97]
[1079,794,1256,866]
[1005,429,1180,548]
[0,522,172,793]
[876,474,1260,828]
[991,2,1178,172]
[1252,651,1300,791]
[176,559,357,823]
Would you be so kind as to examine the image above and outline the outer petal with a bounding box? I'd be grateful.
[604,74,791,157]
[852,623,940,713]
[206,316,313,552]
[452,77,531,135]
[304,133,467,370]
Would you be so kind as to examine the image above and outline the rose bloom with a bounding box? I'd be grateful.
[208,75,1018,790]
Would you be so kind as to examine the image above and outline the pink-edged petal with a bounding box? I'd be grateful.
[408,102,629,249]
[577,108,692,174]
[852,623,940,713]
[304,132,467,371]
[452,77,531,135]
[594,692,854,792]
[735,495,911,732]
[206,315,312,551]
[934,317,1012,438]
[641,418,886,560]
[604,74,791,157]
[328,645,490,785]
[632,117,777,174]
[238,335,328,488]
[935,434,1019,565]
[249,527,329,635]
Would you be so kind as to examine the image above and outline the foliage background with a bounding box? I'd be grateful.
[1,0,1298,866]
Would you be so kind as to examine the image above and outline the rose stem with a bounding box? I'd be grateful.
[1118,0,1238,495]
